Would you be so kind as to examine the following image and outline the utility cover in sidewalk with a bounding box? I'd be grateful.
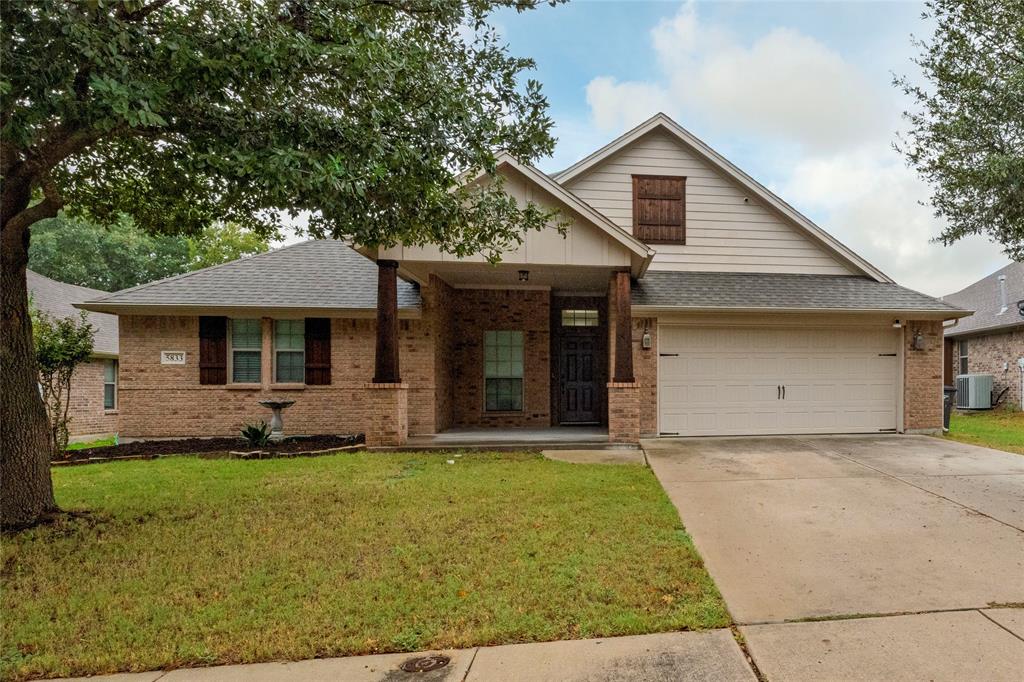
[399,654,450,672]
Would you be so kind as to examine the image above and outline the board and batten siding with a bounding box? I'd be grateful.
[561,129,854,275]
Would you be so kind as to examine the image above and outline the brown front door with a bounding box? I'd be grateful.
[560,335,600,424]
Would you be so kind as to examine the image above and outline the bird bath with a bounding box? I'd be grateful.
[258,399,296,441]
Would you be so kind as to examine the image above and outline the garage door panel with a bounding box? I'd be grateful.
[659,325,898,436]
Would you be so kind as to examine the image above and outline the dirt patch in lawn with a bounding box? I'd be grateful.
[57,434,363,462]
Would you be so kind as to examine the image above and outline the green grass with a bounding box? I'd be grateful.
[65,436,117,451]
[1,452,727,680]
[945,410,1024,455]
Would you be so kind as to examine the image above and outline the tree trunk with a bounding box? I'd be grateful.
[1,182,58,530]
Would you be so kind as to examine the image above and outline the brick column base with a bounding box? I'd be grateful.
[363,383,408,446]
[607,382,640,444]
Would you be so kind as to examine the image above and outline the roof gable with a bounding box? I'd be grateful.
[554,113,891,283]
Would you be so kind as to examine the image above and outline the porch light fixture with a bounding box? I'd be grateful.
[641,325,653,350]
[911,329,926,351]
[892,319,902,328]
[518,270,529,282]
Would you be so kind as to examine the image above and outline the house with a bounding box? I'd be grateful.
[28,270,120,442]
[942,262,1024,410]
[78,113,970,446]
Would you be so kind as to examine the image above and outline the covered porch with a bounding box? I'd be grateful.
[359,153,654,447]
[366,258,645,447]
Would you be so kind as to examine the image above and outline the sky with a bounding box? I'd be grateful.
[483,0,1012,297]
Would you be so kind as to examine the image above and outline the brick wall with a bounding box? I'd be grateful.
[450,288,551,427]
[607,382,640,443]
[904,320,944,432]
[66,358,119,440]
[117,314,436,439]
[428,276,456,431]
[954,329,1024,410]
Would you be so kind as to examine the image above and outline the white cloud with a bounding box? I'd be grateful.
[578,2,1008,296]
[779,150,1008,296]
[585,77,675,134]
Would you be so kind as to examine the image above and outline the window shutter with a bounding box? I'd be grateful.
[198,316,227,385]
[633,175,685,243]
[304,317,331,385]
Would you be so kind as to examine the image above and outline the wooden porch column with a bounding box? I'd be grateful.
[373,259,401,383]
[613,270,634,383]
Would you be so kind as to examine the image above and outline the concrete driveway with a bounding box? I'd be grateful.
[644,435,1024,624]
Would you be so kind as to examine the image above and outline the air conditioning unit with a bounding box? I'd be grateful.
[955,374,993,409]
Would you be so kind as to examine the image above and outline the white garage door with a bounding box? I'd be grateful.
[658,325,898,436]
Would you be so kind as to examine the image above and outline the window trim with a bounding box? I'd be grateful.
[103,359,118,411]
[483,330,525,412]
[273,319,306,384]
[228,318,262,385]
[958,338,968,375]
[632,174,686,244]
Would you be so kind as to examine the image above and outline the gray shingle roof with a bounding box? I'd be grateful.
[942,262,1023,337]
[27,270,119,356]
[632,271,968,314]
[78,240,421,312]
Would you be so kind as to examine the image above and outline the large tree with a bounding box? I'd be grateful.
[30,215,270,291]
[896,0,1024,259]
[1,0,558,529]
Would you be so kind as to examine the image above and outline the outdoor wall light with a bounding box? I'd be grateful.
[641,326,653,350]
[518,270,529,282]
[911,329,926,351]
[892,319,902,328]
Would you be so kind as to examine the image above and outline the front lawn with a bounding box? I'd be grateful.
[946,410,1024,455]
[1,452,727,680]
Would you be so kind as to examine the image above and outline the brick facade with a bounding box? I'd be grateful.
[903,320,944,432]
[607,382,640,443]
[117,314,435,439]
[363,383,408,446]
[112,280,951,443]
[952,328,1024,410]
[449,288,551,428]
[66,358,119,440]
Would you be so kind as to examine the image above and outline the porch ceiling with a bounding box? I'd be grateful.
[399,261,618,294]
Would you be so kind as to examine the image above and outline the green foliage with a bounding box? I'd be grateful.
[3,0,561,259]
[946,410,1024,455]
[239,421,271,448]
[896,0,1024,259]
[2,453,727,680]
[30,310,96,457]
[29,213,270,291]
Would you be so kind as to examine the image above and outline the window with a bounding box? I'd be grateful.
[484,331,523,411]
[632,175,686,243]
[230,318,262,383]
[959,339,968,375]
[274,319,305,383]
[561,309,599,327]
[103,359,117,410]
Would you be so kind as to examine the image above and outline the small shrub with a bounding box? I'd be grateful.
[240,421,271,448]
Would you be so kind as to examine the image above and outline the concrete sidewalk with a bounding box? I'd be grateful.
[57,630,757,682]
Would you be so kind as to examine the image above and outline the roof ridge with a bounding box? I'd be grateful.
[86,239,321,303]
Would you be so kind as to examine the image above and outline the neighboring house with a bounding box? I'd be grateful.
[28,270,120,442]
[942,262,1024,410]
[79,113,970,445]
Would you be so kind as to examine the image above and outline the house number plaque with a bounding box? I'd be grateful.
[161,351,187,365]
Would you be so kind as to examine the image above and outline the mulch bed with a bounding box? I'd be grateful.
[57,434,363,464]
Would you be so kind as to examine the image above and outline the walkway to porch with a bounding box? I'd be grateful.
[399,426,634,451]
